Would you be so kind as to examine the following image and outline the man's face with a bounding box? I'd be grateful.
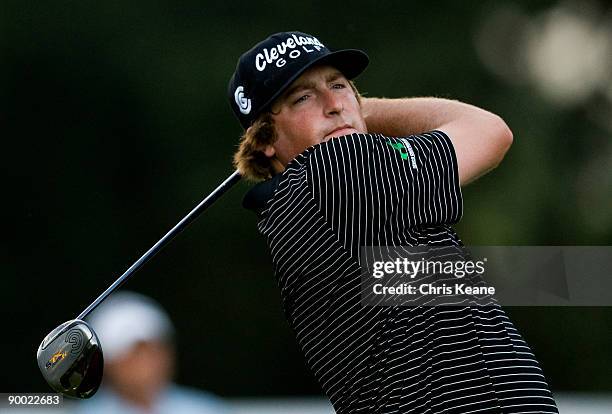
[106,341,174,403]
[266,65,367,167]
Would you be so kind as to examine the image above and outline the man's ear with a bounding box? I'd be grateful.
[263,145,276,158]
[262,144,284,174]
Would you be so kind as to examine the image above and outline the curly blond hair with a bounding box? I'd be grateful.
[233,81,361,181]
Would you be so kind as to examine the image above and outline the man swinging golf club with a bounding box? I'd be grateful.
[229,31,559,413]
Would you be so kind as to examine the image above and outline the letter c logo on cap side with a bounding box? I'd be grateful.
[234,86,251,115]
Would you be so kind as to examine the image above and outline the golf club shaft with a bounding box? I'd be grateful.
[76,170,242,320]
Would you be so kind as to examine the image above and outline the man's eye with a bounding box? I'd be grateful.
[332,83,346,89]
[293,94,309,104]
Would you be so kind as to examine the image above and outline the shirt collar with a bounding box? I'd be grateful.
[242,174,282,216]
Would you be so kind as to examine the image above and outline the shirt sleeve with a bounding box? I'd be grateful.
[394,130,463,226]
[305,131,462,249]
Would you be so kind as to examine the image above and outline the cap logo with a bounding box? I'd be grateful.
[234,86,251,115]
[255,34,324,72]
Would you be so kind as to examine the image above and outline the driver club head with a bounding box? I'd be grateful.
[37,319,104,399]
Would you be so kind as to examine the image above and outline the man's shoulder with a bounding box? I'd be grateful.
[292,131,451,163]
[290,133,386,163]
[243,131,454,218]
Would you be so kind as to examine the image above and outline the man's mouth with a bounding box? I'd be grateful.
[325,125,355,140]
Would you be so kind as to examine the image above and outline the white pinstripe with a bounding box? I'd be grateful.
[253,132,558,413]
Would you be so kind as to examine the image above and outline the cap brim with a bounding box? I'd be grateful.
[259,49,369,115]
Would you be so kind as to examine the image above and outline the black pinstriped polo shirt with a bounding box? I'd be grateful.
[244,132,558,414]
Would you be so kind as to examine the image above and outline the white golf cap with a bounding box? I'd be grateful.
[87,291,174,361]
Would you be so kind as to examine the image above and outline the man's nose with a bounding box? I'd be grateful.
[323,90,343,116]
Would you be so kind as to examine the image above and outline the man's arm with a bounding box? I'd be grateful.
[361,97,513,186]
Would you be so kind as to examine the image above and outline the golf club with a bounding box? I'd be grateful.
[36,170,241,399]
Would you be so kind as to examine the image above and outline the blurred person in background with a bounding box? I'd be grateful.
[73,291,230,414]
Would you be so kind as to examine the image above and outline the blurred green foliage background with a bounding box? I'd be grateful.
[2,0,611,396]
